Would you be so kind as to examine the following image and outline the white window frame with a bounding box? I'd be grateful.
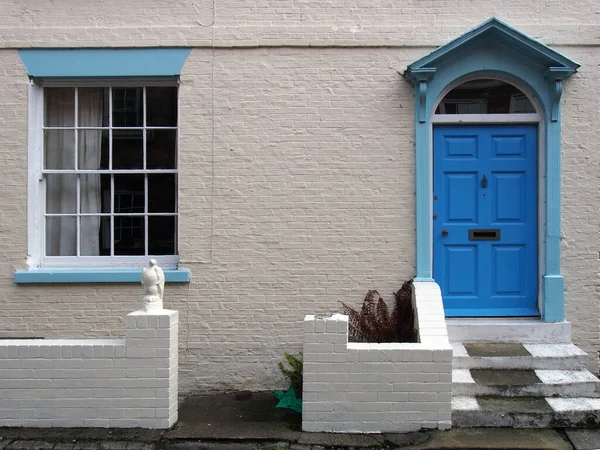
[438,98,488,114]
[27,78,179,269]
[509,93,537,114]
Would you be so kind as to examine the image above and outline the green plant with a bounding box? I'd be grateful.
[278,351,303,395]
[340,280,417,343]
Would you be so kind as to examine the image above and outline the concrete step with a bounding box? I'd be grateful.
[453,369,600,398]
[447,319,571,344]
[452,396,600,428]
[452,342,589,370]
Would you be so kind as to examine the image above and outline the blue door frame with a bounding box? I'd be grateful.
[433,124,539,317]
[404,18,579,322]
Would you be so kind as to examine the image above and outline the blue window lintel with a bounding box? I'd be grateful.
[14,268,190,284]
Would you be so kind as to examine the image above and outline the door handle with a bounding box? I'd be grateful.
[441,230,449,236]
[481,174,488,188]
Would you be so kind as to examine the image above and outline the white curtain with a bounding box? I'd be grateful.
[78,89,103,256]
[45,88,103,256]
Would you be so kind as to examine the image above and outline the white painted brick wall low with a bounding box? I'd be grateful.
[0,309,178,428]
[302,281,452,433]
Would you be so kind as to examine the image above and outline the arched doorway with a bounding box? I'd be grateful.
[404,18,579,322]
[432,79,540,317]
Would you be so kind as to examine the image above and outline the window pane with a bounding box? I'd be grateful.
[44,130,75,170]
[112,88,142,127]
[147,129,177,169]
[46,216,76,256]
[80,216,103,256]
[112,133,143,169]
[435,79,536,114]
[146,86,178,127]
[77,129,104,170]
[45,88,75,127]
[46,174,77,214]
[148,174,176,213]
[100,216,111,256]
[149,216,176,255]
[114,174,145,213]
[114,216,144,255]
[80,174,107,213]
[78,88,105,127]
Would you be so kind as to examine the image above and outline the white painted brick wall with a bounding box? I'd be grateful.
[0,310,178,428]
[302,282,453,433]
[0,1,598,47]
[0,0,597,394]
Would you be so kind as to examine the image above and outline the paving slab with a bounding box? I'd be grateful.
[0,430,164,444]
[384,431,432,447]
[297,431,383,447]
[477,396,554,413]
[162,442,272,450]
[464,343,531,357]
[470,369,541,385]
[565,429,600,450]
[166,421,301,441]
[165,392,301,441]
[99,443,154,450]
[402,428,573,449]
[4,442,54,450]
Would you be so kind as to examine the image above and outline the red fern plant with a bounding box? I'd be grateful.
[393,280,418,343]
[340,280,417,343]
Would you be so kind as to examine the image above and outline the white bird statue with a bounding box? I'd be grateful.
[141,259,165,311]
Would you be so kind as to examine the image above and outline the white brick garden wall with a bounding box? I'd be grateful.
[0,310,178,428]
[302,281,453,433]
[0,0,597,394]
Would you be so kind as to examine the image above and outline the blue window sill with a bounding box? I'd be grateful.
[13,268,190,284]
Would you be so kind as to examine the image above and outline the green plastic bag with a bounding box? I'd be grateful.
[274,382,302,413]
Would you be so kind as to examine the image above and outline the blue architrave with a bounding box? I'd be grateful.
[13,268,191,284]
[404,17,579,322]
[19,48,191,78]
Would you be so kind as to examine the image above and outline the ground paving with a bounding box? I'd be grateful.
[0,393,596,449]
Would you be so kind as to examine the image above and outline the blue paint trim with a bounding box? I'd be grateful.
[13,268,190,284]
[404,18,579,322]
[411,70,436,280]
[18,48,191,78]
[542,275,565,322]
[405,17,579,76]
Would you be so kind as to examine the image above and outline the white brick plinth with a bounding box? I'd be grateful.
[302,281,452,433]
[0,309,178,429]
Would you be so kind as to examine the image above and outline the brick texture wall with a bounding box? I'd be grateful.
[0,1,597,394]
[0,310,178,428]
[302,282,452,433]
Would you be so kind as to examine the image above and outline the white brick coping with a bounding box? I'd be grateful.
[0,339,126,359]
[412,281,451,346]
[302,281,452,433]
[0,309,178,429]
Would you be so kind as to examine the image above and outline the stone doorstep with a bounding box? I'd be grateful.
[452,343,590,370]
[565,429,600,450]
[452,396,600,428]
[446,319,572,344]
[452,368,600,398]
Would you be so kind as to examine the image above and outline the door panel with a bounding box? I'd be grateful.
[445,173,478,222]
[433,125,538,317]
[445,245,478,295]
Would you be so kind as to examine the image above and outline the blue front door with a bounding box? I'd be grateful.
[433,125,539,317]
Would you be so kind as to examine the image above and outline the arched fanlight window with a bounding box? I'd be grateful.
[435,79,536,114]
